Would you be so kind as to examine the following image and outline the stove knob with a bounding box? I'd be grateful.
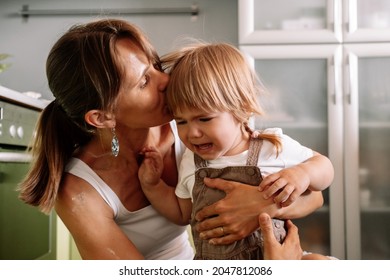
[9,125,16,138]
[17,126,24,139]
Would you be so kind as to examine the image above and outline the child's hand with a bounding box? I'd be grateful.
[258,166,310,207]
[138,146,164,189]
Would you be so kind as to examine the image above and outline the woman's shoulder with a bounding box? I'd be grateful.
[57,171,104,205]
[56,171,114,222]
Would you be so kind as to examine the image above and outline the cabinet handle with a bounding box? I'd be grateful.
[345,55,352,105]
[345,53,358,105]
[329,57,337,105]
[330,47,342,105]
[346,0,358,34]
[329,0,343,41]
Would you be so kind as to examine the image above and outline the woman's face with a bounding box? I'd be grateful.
[114,38,171,129]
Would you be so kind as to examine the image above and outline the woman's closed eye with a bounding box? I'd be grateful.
[153,62,162,71]
[140,74,150,89]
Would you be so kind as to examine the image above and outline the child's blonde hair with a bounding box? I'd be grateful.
[162,41,281,152]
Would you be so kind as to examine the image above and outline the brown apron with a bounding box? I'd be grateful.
[191,138,286,259]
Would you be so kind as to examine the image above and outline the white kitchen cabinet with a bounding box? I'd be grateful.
[343,43,390,259]
[240,44,390,259]
[240,45,344,258]
[239,0,390,44]
[343,0,390,42]
[239,0,390,261]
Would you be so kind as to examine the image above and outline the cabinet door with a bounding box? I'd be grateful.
[0,159,56,260]
[240,45,345,258]
[239,0,342,44]
[343,0,390,42]
[344,43,390,259]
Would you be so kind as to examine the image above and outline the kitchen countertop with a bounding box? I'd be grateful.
[0,85,50,110]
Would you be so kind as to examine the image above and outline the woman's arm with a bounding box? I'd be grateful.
[55,174,144,259]
[194,177,323,245]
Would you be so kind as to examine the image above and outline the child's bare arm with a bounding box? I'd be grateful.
[259,151,334,207]
[138,147,191,225]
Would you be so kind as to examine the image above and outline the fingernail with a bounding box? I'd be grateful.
[260,215,269,222]
[199,233,205,239]
[260,213,271,224]
[209,239,216,245]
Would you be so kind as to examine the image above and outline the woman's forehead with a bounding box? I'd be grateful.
[115,39,149,87]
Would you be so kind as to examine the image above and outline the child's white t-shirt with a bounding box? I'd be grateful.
[175,127,313,200]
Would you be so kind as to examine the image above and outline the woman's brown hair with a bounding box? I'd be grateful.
[18,19,159,214]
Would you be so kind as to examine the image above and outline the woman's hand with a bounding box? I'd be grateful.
[259,213,303,260]
[194,177,276,245]
[194,177,324,245]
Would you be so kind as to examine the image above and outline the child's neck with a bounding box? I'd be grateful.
[223,132,251,157]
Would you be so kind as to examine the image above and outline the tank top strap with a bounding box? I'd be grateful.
[246,138,263,166]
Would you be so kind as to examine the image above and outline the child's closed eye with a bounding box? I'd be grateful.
[199,117,212,122]
[175,119,187,125]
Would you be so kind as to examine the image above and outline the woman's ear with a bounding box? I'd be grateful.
[85,110,115,128]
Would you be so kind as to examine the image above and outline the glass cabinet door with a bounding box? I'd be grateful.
[240,45,344,258]
[344,43,390,259]
[343,0,390,42]
[239,0,342,44]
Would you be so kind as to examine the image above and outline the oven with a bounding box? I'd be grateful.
[0,98,56,259]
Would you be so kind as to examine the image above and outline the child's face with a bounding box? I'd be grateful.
[174,108,249,160]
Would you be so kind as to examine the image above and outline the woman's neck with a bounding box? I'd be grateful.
[75,126,149,167]
[80,123,173,165]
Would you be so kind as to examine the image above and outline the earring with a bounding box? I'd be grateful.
[111,127,119,157]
